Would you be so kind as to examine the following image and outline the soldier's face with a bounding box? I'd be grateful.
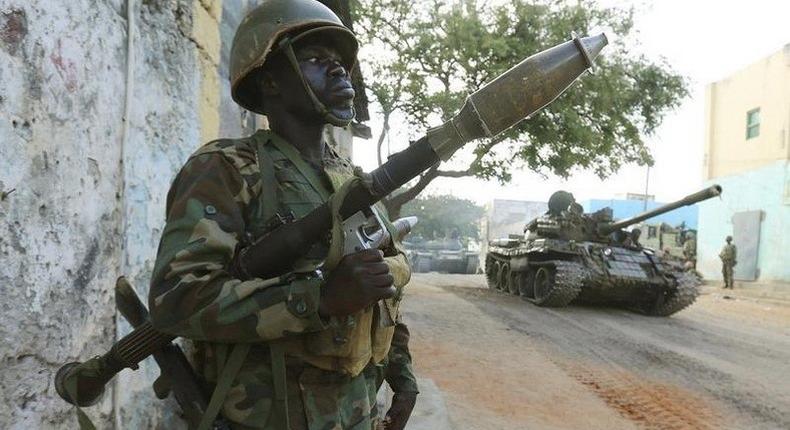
[294,43,355,122]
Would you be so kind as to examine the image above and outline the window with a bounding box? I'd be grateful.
[647,226,657,238]
[746,108,760,139]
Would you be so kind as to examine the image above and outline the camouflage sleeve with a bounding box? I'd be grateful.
[149,152,325,342]
[384,321,419,394]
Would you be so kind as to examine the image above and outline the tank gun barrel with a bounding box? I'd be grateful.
[597,185,722,235]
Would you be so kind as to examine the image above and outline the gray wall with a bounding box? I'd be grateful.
[0,1,256,428]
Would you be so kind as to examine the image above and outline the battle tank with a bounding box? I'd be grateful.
[408,237,479,274]
[485,185,722,316]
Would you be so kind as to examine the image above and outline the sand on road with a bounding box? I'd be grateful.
[402,274,790,430]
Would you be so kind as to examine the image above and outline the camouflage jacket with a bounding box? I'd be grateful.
[149,130,416,429]
[682,239,696,258]
[719,243,737,263]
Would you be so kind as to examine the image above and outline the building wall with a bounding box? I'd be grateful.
[1,0,358,427]
[697,161,790,282]
[0,0,264,428]
[704,44,790,180]
[479,199,547,266]
[581,199,699,229]
[482,199,548,241]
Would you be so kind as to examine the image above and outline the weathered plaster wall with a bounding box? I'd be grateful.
[0,1,127,428]
[0,0,255,428]
[1,0,358,427]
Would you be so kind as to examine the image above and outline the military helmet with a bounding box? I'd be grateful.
[548,190,575,215]
[230,0,359,116]
[726,235,733,242]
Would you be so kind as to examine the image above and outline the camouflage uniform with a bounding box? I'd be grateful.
[719,240,737,289]
[681,236,696,268]
[375,322,418,394]
[149,129,415,429]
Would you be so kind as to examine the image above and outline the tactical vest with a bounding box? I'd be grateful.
[250,129,404,377]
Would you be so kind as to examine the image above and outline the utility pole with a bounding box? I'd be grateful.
[643,166,650,211]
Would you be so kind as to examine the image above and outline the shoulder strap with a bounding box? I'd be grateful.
[255,135,281,223]
[269,342,291,430]
[267,135,332,200]
[197,344,251,430]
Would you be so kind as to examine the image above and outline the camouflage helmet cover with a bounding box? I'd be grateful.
[230,0,360,114]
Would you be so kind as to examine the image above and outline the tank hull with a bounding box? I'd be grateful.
[485,238,699,316]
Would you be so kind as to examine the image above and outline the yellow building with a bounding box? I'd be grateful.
[698,44,790,283]
[704,44,790,179]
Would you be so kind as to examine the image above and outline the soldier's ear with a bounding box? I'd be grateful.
[260,71,280,97]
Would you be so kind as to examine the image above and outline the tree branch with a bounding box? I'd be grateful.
[436,169,472,178]
[376,111,391,166]
[383,165,440,217]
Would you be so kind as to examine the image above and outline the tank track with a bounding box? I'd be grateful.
[644,271,700,316]
[531,260,586,307]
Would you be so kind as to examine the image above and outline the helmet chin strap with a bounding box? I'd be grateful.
[278,36,355,128]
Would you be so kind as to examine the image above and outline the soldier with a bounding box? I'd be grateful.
[719,235,737,289]
[148,1,417,429]
[547,190,574,216]
[375,321,418,429]
[682,232,697,270]
[629,228,642,248]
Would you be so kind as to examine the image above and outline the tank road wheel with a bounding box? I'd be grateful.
[642,272,701,316]
[519,269,535,299]
[533,267,555,304]
[497,263,511,293]
[486,259,500,290]
[508,272,521,296]
[531,262,583,307]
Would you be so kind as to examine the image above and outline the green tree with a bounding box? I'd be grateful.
[401,194,485,241]
[352,0,688,218]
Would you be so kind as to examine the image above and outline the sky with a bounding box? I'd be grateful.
[351,0,790,205]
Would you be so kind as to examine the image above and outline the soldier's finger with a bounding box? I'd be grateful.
[371,285,396,300]
[364,262,390,276]
[355,248,385,262]
[369,274,395,289]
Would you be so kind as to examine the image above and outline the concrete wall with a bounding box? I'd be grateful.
[697,161,790,282]
[479,199,547,265]
[481,199,548,241]
[704,44,790,180]
[581,199,699,229]
[0,0,260,428]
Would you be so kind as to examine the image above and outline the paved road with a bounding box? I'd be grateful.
[403,274,790,430]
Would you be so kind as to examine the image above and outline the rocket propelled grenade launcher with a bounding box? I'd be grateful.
[236,33,609,279]
[427,33,608,161]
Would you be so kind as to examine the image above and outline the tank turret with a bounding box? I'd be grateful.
[526,185,721,243]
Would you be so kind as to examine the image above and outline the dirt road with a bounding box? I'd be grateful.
[403,274,790,430]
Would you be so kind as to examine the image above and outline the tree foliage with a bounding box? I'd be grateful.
[351,0,689,217]
[401,194,485,241]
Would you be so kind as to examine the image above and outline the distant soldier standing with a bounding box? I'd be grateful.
[682,232,697,270]
[719,236,737,289]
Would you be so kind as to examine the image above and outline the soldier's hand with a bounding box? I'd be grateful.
[383,392,417,430]
[319,249,395,317]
